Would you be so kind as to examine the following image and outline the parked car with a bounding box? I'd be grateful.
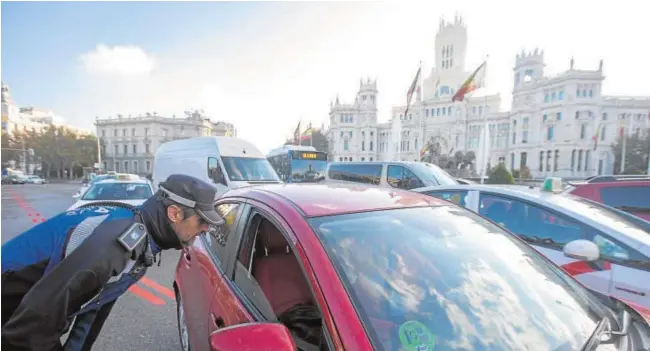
[176,183,650,351]
[413,177,650,310]
[24,175,47,184]
[565,175,650,221]
[3,174,27,184]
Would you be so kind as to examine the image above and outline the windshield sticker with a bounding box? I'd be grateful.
[398,320,435,351]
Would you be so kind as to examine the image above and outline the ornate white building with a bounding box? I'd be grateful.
[325,17,650,178]
[95,110,237,175]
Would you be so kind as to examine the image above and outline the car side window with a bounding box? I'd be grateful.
[425,190,469,207]
[600,186,650,211]
[208,157,227,186]
[402,167,425,189]
[387,166,404,188]
[204,203,241,266]
[479,193,585,248]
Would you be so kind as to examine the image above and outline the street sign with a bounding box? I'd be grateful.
[94,163,102,169]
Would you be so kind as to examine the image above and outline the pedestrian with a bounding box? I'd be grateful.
[1,174,224,351]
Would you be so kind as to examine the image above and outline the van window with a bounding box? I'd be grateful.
[387,165,424,190]
[328,164,381,185]
[221,157,279,182]
[208,157,227,185]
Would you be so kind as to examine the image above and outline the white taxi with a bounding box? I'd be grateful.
[69,174,154,210]
[413,177,650,310]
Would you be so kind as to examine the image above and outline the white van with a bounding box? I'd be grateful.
[325,161,458,190]
[153,136,282,198]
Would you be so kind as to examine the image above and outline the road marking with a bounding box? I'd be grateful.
[128,285,167,305]
[140,277,176,300]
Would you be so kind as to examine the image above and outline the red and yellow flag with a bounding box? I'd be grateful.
[592,123,602,151]
[404,65,422,116]
[452,61,486,102]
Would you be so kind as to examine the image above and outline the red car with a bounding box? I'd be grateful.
[566,176,650,221]
[174,183,650,351]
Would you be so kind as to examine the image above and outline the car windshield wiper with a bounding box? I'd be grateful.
[615,205,650,213]
[518,235,561,247]
[580,317,610,351]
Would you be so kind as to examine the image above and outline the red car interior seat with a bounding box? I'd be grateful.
[253,220,313,316]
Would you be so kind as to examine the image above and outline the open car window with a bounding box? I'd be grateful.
[309,206,608,351]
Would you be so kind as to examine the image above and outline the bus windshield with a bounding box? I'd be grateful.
[267,149,328,183]
[289,150,327,182]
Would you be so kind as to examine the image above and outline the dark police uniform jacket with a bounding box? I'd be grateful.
[1,203,160,351]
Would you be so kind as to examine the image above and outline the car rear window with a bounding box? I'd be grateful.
[309,206,607,351]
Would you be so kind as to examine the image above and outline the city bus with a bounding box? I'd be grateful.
[266,145,328,183]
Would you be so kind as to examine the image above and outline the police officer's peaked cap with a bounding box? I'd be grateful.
[158,174,224,226]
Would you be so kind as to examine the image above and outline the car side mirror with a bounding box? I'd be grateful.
[563,239,600,262]
[209,322,296,351]
[72,193,81,199]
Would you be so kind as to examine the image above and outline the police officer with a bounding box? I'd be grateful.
[1,174,224,351]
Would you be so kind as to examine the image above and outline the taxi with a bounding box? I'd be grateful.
[413,177,650,310]
[68,173,154,210]
[174,183,650,351]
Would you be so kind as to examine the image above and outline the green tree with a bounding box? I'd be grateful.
[612,129,650,174]
[487,163,515,184]
[1,130,22,167]
[9,125,100,179]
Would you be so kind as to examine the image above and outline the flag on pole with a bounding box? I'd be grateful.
[404,65,422,116]
[293,121,301,143]
[302,122,314,137]
[419,141,428,160]
[592,123,602,151]
[452,61,487,102]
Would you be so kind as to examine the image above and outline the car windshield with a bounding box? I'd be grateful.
[221,156,280,182]
[82,182,152,201]
[309,206,609,351]
[550,194,650,243]
[410,162,458,185]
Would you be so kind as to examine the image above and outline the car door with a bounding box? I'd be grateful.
[226,200,337,351]
[177,200,245,350]
[474,192,614,299]
[585,230,650,308]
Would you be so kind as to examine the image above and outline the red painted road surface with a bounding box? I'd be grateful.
[5,188,176,306]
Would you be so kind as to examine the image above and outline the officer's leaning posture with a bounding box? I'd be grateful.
[1,174,224,351]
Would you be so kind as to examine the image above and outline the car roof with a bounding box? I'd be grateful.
[414,183,650,248]
[224,183,448,217]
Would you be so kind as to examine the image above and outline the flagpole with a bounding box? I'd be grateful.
[419,60,425,162]
[620,119,626,173]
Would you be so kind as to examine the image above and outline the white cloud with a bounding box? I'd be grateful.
[80,44,155,75]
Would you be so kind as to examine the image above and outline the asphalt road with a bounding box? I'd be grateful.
[1,183,182,350]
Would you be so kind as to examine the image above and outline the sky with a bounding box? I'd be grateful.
[2,0,649,154]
